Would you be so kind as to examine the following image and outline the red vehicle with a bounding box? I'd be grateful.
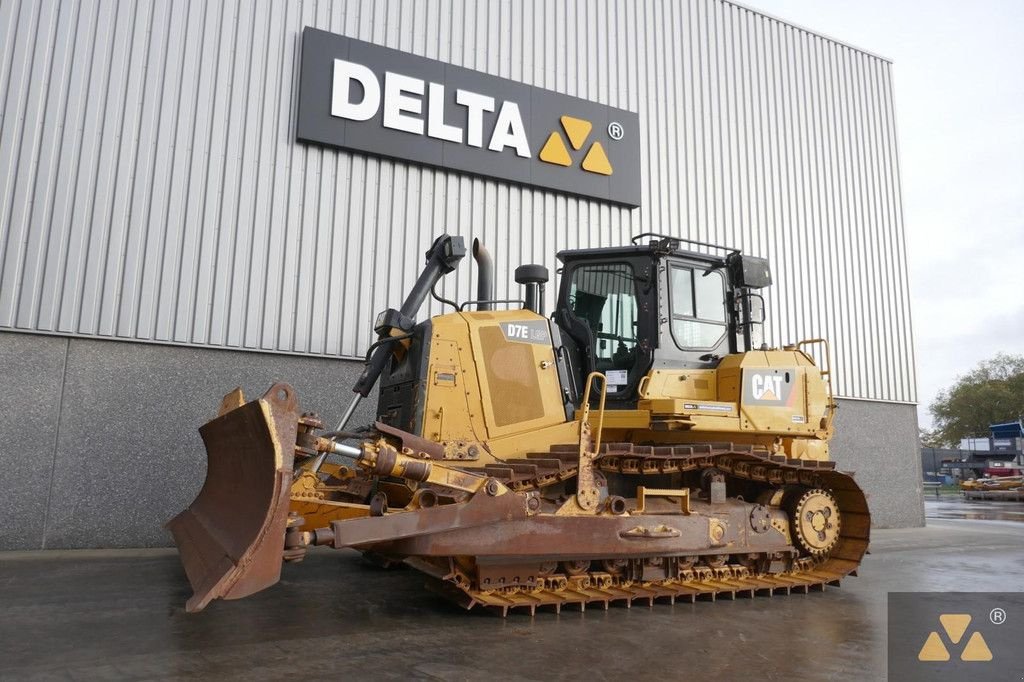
[983,464,1024,478]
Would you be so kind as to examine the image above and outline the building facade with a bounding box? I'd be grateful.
[0,0,922,550]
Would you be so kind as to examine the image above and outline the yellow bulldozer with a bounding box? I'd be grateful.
[168,233,869,615]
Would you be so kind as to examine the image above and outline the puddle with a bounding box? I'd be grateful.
[925,497,1024,523]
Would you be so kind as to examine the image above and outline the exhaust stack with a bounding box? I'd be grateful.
[472,239,494,311]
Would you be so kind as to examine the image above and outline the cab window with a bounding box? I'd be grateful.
[669,265,726,349]
[568,263,638,371]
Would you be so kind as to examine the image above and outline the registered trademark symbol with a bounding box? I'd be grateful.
[990,607,1006,625]
[608,121,624,140]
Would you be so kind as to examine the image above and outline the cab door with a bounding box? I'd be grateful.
[656,259,733,368]
[555,258,656,406]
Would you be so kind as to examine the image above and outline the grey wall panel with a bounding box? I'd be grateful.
[0,334,67,550]
[40,336,378,549]
[831,397,924,529]
[0,0,916,403]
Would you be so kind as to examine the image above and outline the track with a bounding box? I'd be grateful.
[449,557,846,616]
[432,443,871,615]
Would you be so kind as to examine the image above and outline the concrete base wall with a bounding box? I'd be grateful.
[0,331,923,549]
[0,332,377,550]
[831,398,924,528]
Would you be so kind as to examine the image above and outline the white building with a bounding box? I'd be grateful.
[0,0,922,549]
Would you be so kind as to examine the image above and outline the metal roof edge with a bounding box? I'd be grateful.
[723,0,895,64]
[834,395,917,407]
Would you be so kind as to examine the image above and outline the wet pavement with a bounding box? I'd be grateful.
[2,516,1023,681]
[925,495,1024,524]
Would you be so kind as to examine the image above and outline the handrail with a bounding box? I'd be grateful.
[637,374,651,399]
[796,338,832,377]
[795,338,836,432]
[630,232,740,255]
[458,299,527,311]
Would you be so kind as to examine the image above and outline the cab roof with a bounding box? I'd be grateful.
[556,235,735,268]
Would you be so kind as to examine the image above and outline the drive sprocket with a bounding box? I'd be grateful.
[789,488,841,556]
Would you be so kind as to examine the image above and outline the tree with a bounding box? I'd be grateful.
[929,353,1024,447]
[918,427,942,448]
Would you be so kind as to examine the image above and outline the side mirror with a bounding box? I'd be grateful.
[746,293,767,324]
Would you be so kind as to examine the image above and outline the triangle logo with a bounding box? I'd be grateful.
[581,142,613,175]
[560,115,592,150]
[917,614,994,664]
[539,132,572,166]
[960,632,993,662]
[538,115,615,176]
[939,614,971,644]
[917,632,950,661]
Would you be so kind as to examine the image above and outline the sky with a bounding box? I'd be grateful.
[745,0,1024,429]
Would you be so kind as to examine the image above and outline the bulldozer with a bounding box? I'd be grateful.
[168,233,869,615]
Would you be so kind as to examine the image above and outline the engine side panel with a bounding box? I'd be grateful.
[465,312,565,438]
[632,350,833,460]
[416,310,571,459]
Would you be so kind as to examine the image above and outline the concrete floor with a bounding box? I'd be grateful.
[2,499,1022,681]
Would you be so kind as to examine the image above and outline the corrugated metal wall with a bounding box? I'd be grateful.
[0,0,916,403]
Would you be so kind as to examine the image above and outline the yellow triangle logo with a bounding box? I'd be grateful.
[939,614,971,644]
[581,142,612,175]
[960,632,992,661]
[917,631,950,661]
[539,132,572,166]
[560,115,592,150]
[760,388,779,401]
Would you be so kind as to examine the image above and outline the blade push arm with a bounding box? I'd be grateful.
[352,234,466,397]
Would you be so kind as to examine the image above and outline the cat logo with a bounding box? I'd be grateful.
[538,115,613,175]
[750,373,784,401]
[917,614,993,662]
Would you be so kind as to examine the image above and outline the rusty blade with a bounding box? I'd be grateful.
[166,383,299,612]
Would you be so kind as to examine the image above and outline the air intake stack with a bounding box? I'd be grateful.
[515,264,549,315]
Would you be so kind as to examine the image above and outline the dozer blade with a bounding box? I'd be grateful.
[166,383,300,612]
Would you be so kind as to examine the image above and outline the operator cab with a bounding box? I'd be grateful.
[552,234,771,408]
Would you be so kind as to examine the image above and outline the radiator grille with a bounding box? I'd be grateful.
[478,326,544,427]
